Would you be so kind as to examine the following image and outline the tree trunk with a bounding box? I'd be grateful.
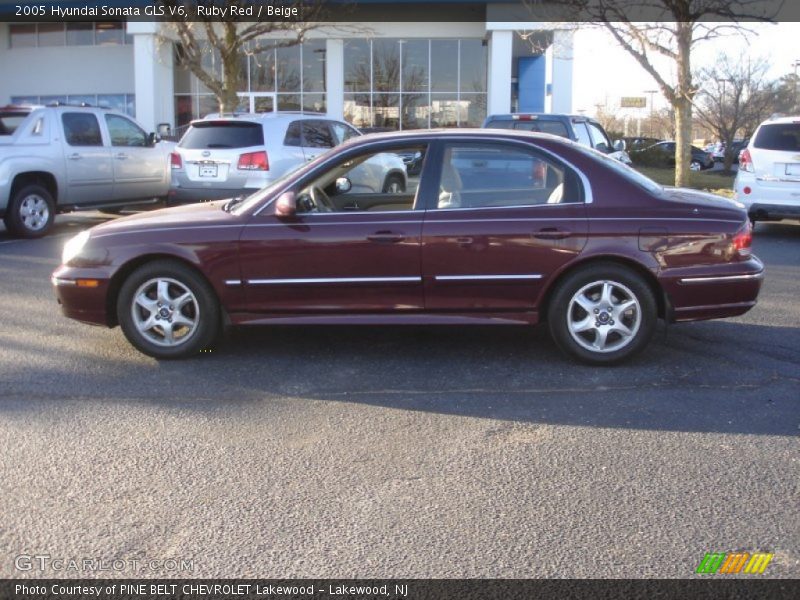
[674,22,693,188]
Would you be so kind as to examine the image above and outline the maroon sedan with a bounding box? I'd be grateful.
[52,130,763,364]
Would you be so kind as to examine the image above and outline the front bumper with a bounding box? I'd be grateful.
[52,264,113,327]
[658,256,765,322]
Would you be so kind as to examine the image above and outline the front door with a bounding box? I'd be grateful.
[103,113,167,201]
[60,112,114,205]
[421,140,588,313]
[237,142,430,314]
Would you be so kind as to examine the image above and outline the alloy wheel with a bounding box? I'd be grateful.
[19,194,50,231]
[566,280,642,353]
[130,277,200,347]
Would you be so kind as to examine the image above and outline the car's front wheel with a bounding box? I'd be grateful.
[117,260,220,359]
[548,264,657,365]
[690,160,703,171]
[4,184,55,238]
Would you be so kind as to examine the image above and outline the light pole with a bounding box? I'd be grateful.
[644,90,657,137]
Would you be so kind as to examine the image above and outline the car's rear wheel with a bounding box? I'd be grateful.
[4,184,55,238]
[117,260,219,359]
[690,160,702,171]
[382,174,405,194]
[548,264,657,365]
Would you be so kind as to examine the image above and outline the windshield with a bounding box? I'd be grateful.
[754,123,800,151]
[570,141,663,195]
[229,148,338,215]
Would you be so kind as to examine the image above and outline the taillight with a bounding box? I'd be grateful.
[238,151,269,171]
[170,152,182,170]
[739,148,754,173]
[732,222,753,257]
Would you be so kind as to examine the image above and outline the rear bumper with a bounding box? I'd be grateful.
[659,256,765,322]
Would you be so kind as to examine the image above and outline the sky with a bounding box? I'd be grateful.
[572,22,800,118]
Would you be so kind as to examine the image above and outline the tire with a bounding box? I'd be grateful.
[4,184,55,238]
[690,160,702,172]
[548,263,657,365]
[117,260,220,359]
[382,174,405,194]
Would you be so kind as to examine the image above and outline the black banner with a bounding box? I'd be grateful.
[2,579,799,600]
[0,0,798,23]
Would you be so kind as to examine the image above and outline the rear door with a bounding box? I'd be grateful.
[103,113,168,200]
[421,139,588,313]
[750,122,800,202]
[60,112,114,205]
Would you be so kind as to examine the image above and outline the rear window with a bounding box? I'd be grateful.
[0,111,29,136]
[753,123,800,151]
[484,118,570,138]
[180,122,264,149]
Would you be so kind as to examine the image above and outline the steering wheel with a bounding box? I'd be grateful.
[310,186,335,212]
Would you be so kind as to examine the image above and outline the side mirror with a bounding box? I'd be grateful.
[335,177,352,193]
[274,191,297,217]
[613,139,626,152]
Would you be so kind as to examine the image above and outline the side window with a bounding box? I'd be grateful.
[330,122,361,146]
[104,114,147,147]
[572,122,592,147]
[295,145,426,214]
[283,121,302,147]
[586,122,611,153]
[62,113,103,146]
[435,143,578,209]
[301,120,335,149]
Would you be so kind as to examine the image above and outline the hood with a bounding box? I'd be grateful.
[92,200,238,235]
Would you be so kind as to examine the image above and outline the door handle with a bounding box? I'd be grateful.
[115,153,129,160]
[68,153,81,160]
[533,227,571,240]
[367,231,405,243]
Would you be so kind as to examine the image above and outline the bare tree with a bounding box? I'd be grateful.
[694,54,776,172]
[531,1,780,186]
[158,0,332,113]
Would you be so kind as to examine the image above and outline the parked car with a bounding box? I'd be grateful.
[635,141,714,171]
[483,113,632,164]
[709,139,749,163]
[735,117,800,222]
[169,113,407,203]
[53,130,763,364]
[624,136,663,151]
[0,104,170,238]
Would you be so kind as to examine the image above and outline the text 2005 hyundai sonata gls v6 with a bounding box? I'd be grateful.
[52,130,764,364]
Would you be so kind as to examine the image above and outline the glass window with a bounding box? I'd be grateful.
[431,40,458,92]
[508,119,570,137]
[180,122,264,150]
[303,40,326,93]
[41,95,67,106]
[373,94,400,130]
[66,22,94,46]
[435,144,574,209]
[197,95,217,119]
[250,48,276,92]
[302,93,326,114]
[38,23,65,47]
[173,61,192,94]
[10,25,36,48]
[401,94,429,130]
[125,94,136,118]
[95,22,123,45]
[330,122,361,145]
[301,121,334,148]
[67,95,96,107]
[460,39,487,93]
[11,96,39,106]
[431,94,459,128]
[277,94,301,111]
[372,40,399,92]
[105,114,147,147]
[276,45,301,92]
[344,94,372,129]
[586,122,611,153]
[459,93,486,128]
[0,111,30,136]
[754,123,800,151]
[296,144,426,213]
[344,40,371,93]
[573,122,592,146]
[62,113,104,146]
[402,40,428,93]
[174,95,194,129]
[283,122,302,146]
[98,94,126,112]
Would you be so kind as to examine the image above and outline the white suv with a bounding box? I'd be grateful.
[734,116,800,223]
[169,113,407,203]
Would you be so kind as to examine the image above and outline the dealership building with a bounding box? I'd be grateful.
[0,3,574,134]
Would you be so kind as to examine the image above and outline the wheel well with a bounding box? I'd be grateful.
[11,172,58,203]
[105,254,216,327]
[539,256,666,321]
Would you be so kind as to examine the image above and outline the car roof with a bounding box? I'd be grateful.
[345,128,569,146]
[196,111,331,125]
[485,113,596,122]
[759,115,800,125]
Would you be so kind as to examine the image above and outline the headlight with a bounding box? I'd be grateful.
[61,230,91,265]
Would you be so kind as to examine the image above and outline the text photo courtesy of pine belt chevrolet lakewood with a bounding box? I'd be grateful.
[51,130,764,365]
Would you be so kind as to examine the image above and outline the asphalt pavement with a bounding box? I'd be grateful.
[0,212,797,579]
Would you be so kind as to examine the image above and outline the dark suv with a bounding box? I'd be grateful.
[483,113,631,164]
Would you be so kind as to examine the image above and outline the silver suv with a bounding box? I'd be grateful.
[169,113,407,203]
[734,116,800,222]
